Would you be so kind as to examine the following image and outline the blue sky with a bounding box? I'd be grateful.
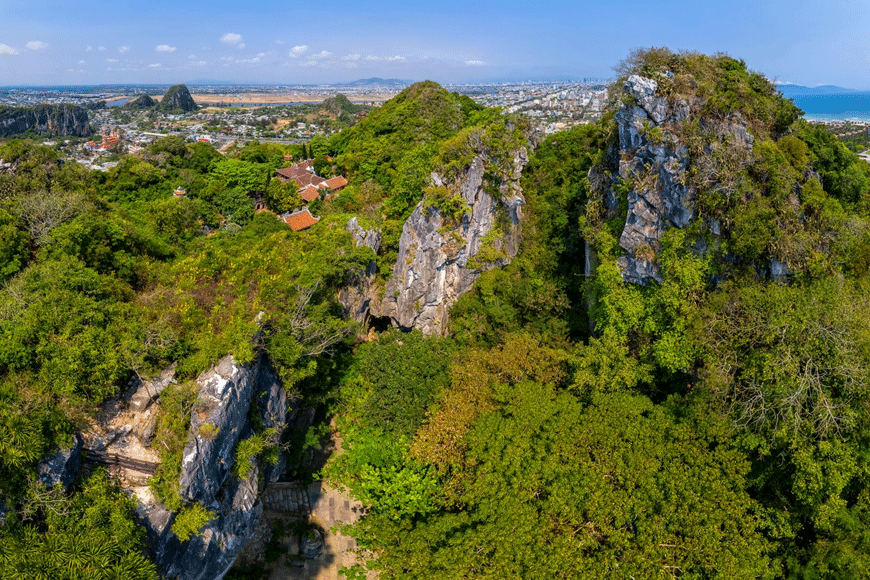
[1,0,868,87]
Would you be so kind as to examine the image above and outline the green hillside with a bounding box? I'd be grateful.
[1,53,870,580]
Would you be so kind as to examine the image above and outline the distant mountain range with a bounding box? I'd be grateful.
[337,78,414,88]
[777,84,860,96]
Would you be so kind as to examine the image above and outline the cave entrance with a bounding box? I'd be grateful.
[366,315,393,334]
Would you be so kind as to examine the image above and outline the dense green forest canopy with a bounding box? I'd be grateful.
[0,50,870,579]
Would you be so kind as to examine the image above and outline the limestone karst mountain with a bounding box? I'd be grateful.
[159,84,198,113]
[0,104,91,137]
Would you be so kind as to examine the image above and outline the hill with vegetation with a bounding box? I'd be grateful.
[0,50,869,580]
[125,94,158,110]
[158,84,198,113]
[0,104,91,137]
[316,94,366,120]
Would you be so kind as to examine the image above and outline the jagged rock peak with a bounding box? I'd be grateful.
[159,84,198,112]
[609,74,754,285]
[370,123,533,335]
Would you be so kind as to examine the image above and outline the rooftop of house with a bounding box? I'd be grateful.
[324,175,348,190]
[299,184,321,203]
[282,208,320,231]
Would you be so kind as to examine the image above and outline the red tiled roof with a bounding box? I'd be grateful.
[295,173,326,188]
[283,208,320,231]
[299,185,321,202]
[324,176,347,190]
[275,160,315,182]
[276,167,306,181]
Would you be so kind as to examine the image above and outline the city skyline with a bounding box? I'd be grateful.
[1,0,869,88]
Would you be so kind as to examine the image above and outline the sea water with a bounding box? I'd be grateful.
[790,93,870,122]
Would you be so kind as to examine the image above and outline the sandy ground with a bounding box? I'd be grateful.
[82,387,162,499]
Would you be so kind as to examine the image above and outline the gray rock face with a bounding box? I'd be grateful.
[345,145,529,335]
[346,217,381,253]
[610,75,753,284]
[36,433,83,490]
[179,356,257,502]
[0,104,91,137]
[128,363,177,413]
[377,151,525,334]
[147,353,291,580]
[156,471,262,580]
[338,219,382,327]
[770,258,791,282]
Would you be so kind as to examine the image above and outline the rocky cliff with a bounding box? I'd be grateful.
[140,353,291,580]
[159,84,198,113]
[597,74,754,284]
[341,122,534,335]
[0,104,91,137]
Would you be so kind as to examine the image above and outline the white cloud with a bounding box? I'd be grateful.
[188,54,197,59]
[105,58,119,63]
[0,44,17,55]
[276,40,284,44]
[147,63,162,68]
[86,45,93,52]
[465,60,486,66]
[78,60,86,64]
[221,32,243,46]
[119,45,129,54]
[312,50,331,59]
[366,54,405,62]
[237,43,245,49]
[289,45,308,57]
[257,52,266,58]
[300,60,316,67]
[98,46,106,51]
[26,41,48,50]
[156,44,176,53]
[342,54,361,61]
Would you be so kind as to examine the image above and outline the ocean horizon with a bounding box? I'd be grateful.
[790,92,870,121]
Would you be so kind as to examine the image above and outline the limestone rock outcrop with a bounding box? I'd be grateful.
[338,218,382,326]
[341,129,533,335]
[36,433,83,490]
[143,353,292,580]
[0,104,91,137]
[159,84,198,113]
[606,74,753,284]
[377,150,526,334]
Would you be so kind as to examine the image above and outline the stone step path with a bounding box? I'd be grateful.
[262,483,312,517]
